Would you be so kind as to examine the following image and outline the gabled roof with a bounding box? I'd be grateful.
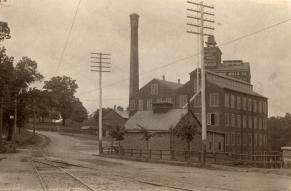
[115,109,129,119]
[103,109,129,120]
[154,78,183,90]
[125,109,188,131]
[208,78,267,99]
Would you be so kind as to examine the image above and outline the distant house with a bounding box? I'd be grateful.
[103,107,129,136]
[123,102,224,152]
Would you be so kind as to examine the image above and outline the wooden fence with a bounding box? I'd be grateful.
[103,146,283,168]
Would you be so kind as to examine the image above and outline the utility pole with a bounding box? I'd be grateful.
[33,99,36,136]
[13,97,17,143]
[187,0,214,166]
[90,52,111,155]
[0,97,3,146]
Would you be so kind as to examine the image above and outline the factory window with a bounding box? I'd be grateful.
[263,101,267,114]
[258,101,262,113]
[254,134,257,146]
[248,134,252,146]
[225,93,229,108]
[237,115,241,128]
[231,113,235,127]
[243,115,247,129]
[264,134,267,145]
[263,118,267,130]
[243,133,247,146]
[146,99,152,110]
[193,95,201,107]
[165,97,172,103]
[258,134,261,146]
[253,100,257,113]
[231,133,235,145]
[207,113,219,126]
[259,117,262,129]
[237,96,241,110]
[138,99,143,111]
[254,117,257,129]
[225,133,229,145]
[209,93,219,107]
[248,116,252,129]
[129,99,135,110]
[237,134,241,146]
[248,98,252,112]
[243,97,247,111]
[225,113,229,127]
[231,94,235,109]
[150,83,158,95]
[179,94,188,108]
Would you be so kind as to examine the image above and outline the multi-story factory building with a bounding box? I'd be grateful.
[127,13,268,154]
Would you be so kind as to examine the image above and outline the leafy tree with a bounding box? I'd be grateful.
[0,47,14,100]
[173,113,199,153]
[137,124,155,150]
[109,125,125,148]
[268,113,291,150]
[93,108,111,123]
[0,22,11,42]
[70,99,88,123]
[14,57,43,91]
[13,57,43,134]
[43,76,78,126]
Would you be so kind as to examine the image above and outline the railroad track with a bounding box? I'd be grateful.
[30,148,96,191]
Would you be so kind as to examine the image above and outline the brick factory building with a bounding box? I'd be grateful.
[124,13,268,155]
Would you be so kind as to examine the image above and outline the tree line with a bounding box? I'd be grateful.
[267,113,291,150]
[0,22,87,142]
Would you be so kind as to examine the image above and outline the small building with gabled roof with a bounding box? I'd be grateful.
[123,102,225,152]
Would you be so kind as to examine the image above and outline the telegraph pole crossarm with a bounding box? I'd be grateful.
[90,52,111,155]
[186,0,215,166]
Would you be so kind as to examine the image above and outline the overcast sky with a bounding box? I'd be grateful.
[1,0,291,116]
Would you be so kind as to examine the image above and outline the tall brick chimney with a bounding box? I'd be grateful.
[129,13,139,114]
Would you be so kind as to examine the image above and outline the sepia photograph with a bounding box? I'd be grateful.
[0,0,291,190]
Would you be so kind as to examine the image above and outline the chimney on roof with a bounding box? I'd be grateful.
[162,75,165,80]
[178,79,180,84]
[204,35,222,68]
[129,13,139,105]
[114,105,116,111]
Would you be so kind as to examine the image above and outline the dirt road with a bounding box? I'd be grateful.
[0,131,291,191]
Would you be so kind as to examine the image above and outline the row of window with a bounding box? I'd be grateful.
[225,133,267,147]
[194,113,219,126]
[180,93,219,109]
[130,98,173,111]
[225,93,267,114]
[225,113,267,130]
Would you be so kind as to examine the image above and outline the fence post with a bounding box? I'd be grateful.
[140,149,142,158]
[160,150,162,160]
[131,149,133,157]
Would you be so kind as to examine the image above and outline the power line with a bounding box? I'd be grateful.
[55,0,82,74]
[78,17,291,96]
[218,18,291,47]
